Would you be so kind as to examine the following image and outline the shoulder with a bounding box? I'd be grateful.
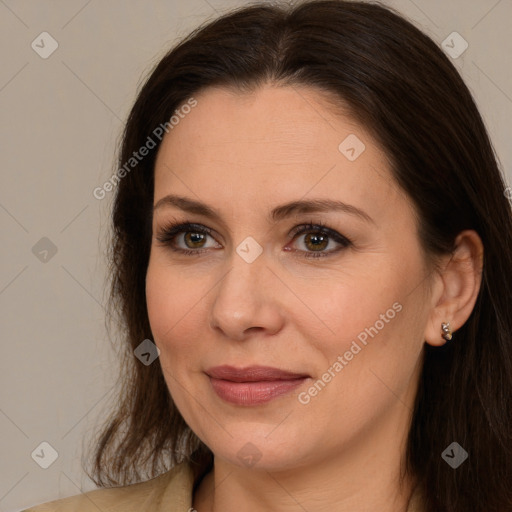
[22,462,195,512]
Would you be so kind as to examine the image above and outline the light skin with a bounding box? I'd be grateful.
[145,84,484,512]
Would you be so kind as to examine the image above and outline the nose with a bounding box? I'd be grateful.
[208,247,285,341]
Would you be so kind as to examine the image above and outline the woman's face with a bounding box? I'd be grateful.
[146,84,434,471]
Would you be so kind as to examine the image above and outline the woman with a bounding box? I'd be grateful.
[24,0,512,511]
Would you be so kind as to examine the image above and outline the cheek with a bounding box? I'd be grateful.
[145,262,190,354]
[297,268,402,355]
[145,261,206,364]
[145,265,171,340]
[300,256,425,382]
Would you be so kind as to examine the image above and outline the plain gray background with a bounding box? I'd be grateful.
[1,0,511,511]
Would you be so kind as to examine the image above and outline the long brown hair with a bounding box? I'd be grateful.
[85,1,512,510]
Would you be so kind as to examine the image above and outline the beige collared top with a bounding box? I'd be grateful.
[22,461,425,512]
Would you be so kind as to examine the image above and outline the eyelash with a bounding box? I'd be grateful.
[155,220,352,259]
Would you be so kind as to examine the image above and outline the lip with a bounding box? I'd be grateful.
[205,365,309,381]
[205,365,310,406]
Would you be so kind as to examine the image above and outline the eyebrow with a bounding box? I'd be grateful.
[153,194,375,225]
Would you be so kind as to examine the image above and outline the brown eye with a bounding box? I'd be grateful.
[182,231,208,249]
[155,222,220,255]
[155,221,352,259]
[302,232,329,252]
[289,223,352,259]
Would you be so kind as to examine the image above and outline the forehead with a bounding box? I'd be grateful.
[153,84,401,218]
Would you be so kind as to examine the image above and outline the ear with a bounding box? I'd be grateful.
[424,230,484,347]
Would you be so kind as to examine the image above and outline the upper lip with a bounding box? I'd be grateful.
[205,365,310,382]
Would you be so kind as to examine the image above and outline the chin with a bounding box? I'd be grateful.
[203,426,316,471]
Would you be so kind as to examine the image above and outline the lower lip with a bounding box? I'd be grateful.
[208,377,308,406]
